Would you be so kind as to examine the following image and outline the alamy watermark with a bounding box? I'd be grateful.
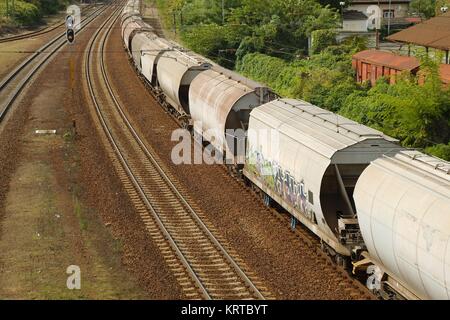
[66,265,81,290]
[170,122,279,171]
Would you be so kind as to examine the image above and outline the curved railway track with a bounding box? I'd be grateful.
[0,21,65,44]
[84,4,272,300]
[0,4,98,44]
[127,9,376,300]
[0,4,110,123]
[234,171,376,299]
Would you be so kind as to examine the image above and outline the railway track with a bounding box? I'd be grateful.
[0,4,110,123]
[84,4,272,300]
[217,167,376,299]
[0,21,65,44]
[129,7,376,301]
[0,4,96,44]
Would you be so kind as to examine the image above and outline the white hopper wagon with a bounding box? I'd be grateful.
[244,98,401,257]
[354,150,450,299]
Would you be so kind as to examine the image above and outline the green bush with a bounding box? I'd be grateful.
[310,29,337,54]
[425,144,450,161]
[340,59,450,149]
[181,24,228,62]
[39,0,68,15]
[237,47,360,110]
[12,1,41,25]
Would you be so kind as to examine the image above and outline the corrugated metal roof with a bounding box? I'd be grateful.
[395,150,450,179]
[251,99,398,159]
[365,149,450,198]
[210,65,267,90]
[387,12,450,50]
[353,49,420,70]
[161,47,211,68]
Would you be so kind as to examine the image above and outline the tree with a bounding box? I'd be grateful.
[340,57,450,149]
[425,144,450,160]
[410,0,437,18]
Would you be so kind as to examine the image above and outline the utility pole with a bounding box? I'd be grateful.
[339,2,345,28]
[172,10,176,35]
[387,0,392,36]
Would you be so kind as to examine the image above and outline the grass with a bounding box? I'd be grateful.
[0,131,149,299]
[73,196,88,231]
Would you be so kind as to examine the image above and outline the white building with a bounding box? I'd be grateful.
[342,10,369,32]
[335,10,377,48]
[346,0,411,29]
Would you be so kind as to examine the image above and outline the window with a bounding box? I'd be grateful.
[383,10,395,18]
[308,190,314,205]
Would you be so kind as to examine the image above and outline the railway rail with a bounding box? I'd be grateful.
[0,4,96,44]
[84,3,272,300]
[0,20,65,44]
[0,4,109,123]
[241,173,376,299]
[128,7,376,301]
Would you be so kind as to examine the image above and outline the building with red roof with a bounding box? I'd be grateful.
[352,49,420,85]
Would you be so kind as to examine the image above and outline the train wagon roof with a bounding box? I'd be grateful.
[209,65,268,90]
[160,44,214,68]
[251,98,399,162]
[189,68,275,154]
[378,150,450,186]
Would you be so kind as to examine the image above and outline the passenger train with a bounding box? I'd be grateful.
[120,0,450,300]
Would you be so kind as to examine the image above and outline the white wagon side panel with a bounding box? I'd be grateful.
[157,50,211,115]
[244,99,400,255]
[354,150,450,299]
[189,68,275,156]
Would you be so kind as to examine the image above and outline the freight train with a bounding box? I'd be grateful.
[120,0,450,300]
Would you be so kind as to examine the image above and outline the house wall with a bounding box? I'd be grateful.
[348,3,410,29]
[343,19,368,32]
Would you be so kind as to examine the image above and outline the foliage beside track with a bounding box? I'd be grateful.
[239,51,450,159]
[155,0,450,160]
[237,38,367,112]
[156,0,340,68]
[0,0,69,27]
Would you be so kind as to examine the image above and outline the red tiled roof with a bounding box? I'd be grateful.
[404,17,422,24]
[352,50,420,71]
[387,12,450,51]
